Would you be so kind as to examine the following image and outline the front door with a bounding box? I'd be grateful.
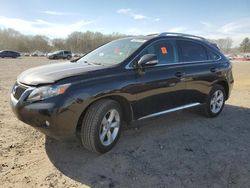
[132,39,186,119]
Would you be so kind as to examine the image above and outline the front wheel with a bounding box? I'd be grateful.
[204,84,225,117]
[80,99,122,153]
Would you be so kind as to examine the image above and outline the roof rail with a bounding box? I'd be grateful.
[159,32,208,42]
[146,33,159,36]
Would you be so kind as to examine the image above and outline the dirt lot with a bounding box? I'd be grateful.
[0,57,250,188]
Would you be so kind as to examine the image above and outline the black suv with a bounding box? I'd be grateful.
[47,50,72,60]
[10,33,234,153]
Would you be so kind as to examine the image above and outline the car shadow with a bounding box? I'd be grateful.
[45,104,250,187]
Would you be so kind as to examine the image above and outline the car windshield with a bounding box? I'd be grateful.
[78,38,147,65]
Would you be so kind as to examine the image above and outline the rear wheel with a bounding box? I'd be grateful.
[80,99,122,153]
[204,84,225,117]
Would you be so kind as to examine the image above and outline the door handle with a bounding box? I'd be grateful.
[210,67,217,73]
[175,72,185,78]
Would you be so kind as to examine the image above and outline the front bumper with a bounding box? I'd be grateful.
[10,85,78,139]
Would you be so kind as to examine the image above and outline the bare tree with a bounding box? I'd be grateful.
[210,37,233,53]
[240,37,250,53]
[51,38,66,51]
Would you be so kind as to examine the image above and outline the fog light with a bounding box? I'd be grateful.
[45,120,50,127]
[42,120,50,128]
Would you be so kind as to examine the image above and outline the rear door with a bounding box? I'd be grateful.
[132,39,187,119]
[58,51,63,58]
[177,39,222,104]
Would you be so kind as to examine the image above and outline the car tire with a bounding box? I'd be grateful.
[67,55,71,60]
[204,84,225,118]
[80,99,122,153]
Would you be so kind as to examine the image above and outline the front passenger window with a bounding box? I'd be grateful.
[140,40,176,64]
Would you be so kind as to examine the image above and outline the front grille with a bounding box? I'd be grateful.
[13,83,27,100]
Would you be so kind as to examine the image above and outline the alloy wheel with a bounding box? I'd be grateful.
[210,90,224,113]
[99,109,120,146]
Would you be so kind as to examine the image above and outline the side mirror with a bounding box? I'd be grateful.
[138,54,158,67]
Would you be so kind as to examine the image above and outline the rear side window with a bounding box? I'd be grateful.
[140,40,177,64]
[179,40,208,62]
[64,51,71,54]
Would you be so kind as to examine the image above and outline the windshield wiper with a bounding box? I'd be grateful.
[73,59,103,66]
[70,57,81,63]
[87,61,102,66]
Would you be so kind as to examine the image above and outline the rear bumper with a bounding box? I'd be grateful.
[227,69,234,100]
[10,91,79,140]
[228,80,234,100]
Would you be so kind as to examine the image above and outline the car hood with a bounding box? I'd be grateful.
[17,61,104,86]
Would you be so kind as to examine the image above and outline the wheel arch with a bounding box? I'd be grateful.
[215,80,229,100]
[76,95,133,135]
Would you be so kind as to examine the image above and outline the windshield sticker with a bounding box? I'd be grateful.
[114,48,120,54]
[130,39,147,43]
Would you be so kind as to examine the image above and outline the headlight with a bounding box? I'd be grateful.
[27,83,71,101]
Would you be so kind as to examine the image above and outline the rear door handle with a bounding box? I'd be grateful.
[210,67,217,73]
[175,72,185,78]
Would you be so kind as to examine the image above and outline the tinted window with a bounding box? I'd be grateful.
[140,40,176,64]
[207,50,220,60]
[64,51,71,54]
[179,40,207,62]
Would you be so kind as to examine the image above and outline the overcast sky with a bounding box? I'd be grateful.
[0,0,249,46]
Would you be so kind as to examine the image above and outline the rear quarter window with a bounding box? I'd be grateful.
[178,40,208,62]
[207,50,220,60]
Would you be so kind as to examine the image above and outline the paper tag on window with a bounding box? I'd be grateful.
[161,47,167,54]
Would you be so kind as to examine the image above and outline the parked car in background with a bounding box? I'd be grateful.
[47,50,72,60]
[225,54,234,60]
[23,53,30,57]
[244,54,250,60]
[10,33,234,153]
[31,50,45,57]
[0,50,20,58]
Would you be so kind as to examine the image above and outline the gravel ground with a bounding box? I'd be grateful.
[0,57,250,188]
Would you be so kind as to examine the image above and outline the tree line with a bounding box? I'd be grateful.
[209,37,250,54]
[0,28,250,54]
[0,28,126,54]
